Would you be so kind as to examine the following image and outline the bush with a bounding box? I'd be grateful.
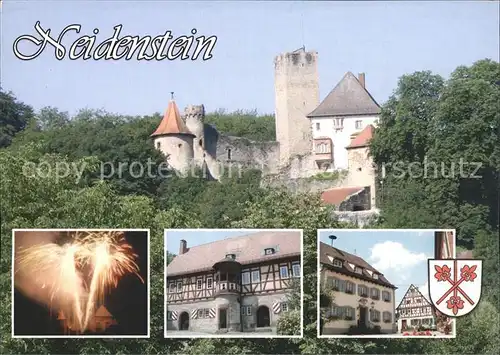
[276,310,301,336]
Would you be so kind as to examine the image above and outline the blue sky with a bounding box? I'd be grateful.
[165,229,260,255]
[2,1,498,117]
[319,230,435,304]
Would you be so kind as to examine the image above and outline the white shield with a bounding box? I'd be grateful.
[428,259,482,317]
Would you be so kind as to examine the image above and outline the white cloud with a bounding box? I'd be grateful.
[369,241,429,272]
[420,281,430,302]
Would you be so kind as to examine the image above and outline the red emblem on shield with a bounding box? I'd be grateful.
[428,259,482,317]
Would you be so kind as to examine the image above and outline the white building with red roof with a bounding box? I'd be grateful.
[319,241,397,335]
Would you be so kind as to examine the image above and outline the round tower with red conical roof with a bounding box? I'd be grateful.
[151,93,195,174]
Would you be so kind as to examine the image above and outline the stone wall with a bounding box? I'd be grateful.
[260,146,380,212]
[240,291,289,332]
[153,134,194,174]
[339,187,371,211]
[166,291,289,334]
[333,209,380,227]
[261,153,350,194]
[202,122,280,178]
[346,146,377,208]
[215,135,280,174]
[261,175,347,194]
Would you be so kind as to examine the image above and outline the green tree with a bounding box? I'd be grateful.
[2,59,499,355]
[166,252,176,266]
[276,279,301,336]
[370,71,445,227]
[10,110,166,197]
[425,301,500,354]
[0,90,34,148]
[319,275,335,336]
[36,106,70,130]
[425,59,500,247]
[473,229,499,306]
[370,71,444,164]
[205,109,275,142]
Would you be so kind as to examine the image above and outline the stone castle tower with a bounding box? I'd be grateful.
[184,104,206,166]
[151,98,195,174]
[274,47,320,165]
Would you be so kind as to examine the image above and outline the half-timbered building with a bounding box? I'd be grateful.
[166,231,302,334]
[396,285,435,332]
[319,242,397,335]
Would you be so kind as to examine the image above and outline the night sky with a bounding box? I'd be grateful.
[13,230,149,336]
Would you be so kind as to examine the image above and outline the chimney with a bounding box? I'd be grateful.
[358,73,365,88]
[179,239,187,255]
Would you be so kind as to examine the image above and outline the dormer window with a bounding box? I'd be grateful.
[373,273,379,279]
[355,267,363,274]
[226,253,236,259]
[264,248,275,255]
[333,259,342,268]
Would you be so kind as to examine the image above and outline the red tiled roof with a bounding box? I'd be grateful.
[320,242,396,289]
[321,186,364,206]
[151,100,194,137]
[166,231,301,277]
[346,124,375,149]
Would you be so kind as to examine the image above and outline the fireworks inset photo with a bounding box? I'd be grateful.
[12,229,150,338]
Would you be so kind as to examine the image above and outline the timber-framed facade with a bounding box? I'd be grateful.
[165,231,302,334]
[396,285,435,332]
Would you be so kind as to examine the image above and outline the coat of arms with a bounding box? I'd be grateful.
[428,259,482,317]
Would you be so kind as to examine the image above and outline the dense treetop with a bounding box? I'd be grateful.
[0,59,498,354]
